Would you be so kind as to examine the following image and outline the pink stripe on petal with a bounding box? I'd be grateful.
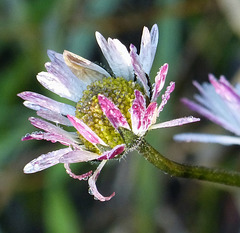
[151,63,168,102]
[67,115,107,145]
[64,164,92,181]
[98,94,130,130]
[97,144,125,160]
[130,90,146,135]
[158,82,175,114]
[88,160,115,201]
[24,148,72,173]
[143,102,158,131]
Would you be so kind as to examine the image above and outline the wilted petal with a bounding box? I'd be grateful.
[158,82,175,114]
[59,149,99,163]
[130,90,146,135]
[174,133,240,146]
[64,163,92,180]
[97,144,125,160]
[67,115,107,145]
[24,147,72,173]
[18,91,75,116]
[98,94,130,130]
[63,50,110,85]
[150,116,200,130]
[151,64,168,102]
[139,24,159,75]
[88,160,115,201]
[95,32,134,80]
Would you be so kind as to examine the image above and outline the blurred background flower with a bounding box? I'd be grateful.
[1,0,240,232]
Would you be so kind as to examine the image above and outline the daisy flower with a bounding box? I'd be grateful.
[18,24,199,201]
[174,74,240,146]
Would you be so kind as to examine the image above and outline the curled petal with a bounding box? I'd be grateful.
[150,116,200,130]
[151,63,168,102]
[98,94,130,130]
[97,144,125,160]
[130,44,150,96]
[59,149,99,163]
[174,133,240,146]
[130,90,146,135]
[88,160,115,201]
[24,148,72,173]
[158,82,175,114]
[67,115,107,145]
[64,163,92,181]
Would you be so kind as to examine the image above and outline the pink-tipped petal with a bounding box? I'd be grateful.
[59,149,99,163]
[158,81,175,114]
[24,148,72,173]
[151,64,169,102]
[130,44,150,96]
[88,160,115,201]
[64,163,92,180]
[150,116,200,130]
[143,102,158,130]
[97,144,125,160]
[67,115,107,146]
[130,90,146,135]
[98,94,130,130]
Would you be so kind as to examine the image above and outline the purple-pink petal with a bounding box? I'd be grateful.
[97,144,125,160]
[98,94,130,130]
[151,63,168,102]
[24,147,72,173]
[67,115,107,146]
[143,102,158,130]
[88,160,115,201]
[150,116,200,129]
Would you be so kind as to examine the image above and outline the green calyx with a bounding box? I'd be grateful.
[76,77,143,154]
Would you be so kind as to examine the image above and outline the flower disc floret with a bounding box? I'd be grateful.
[76,77,143,152]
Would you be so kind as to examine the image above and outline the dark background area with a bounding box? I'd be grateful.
[1,0,240,232]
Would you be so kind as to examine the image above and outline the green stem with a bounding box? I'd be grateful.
[137,138,240,187]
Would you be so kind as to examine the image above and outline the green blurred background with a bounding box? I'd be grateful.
[1,0,240,232]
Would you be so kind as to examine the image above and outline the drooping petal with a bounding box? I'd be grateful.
[150,116,200,130]
[95,32,134,80]
[63,50,110,85]
[88,160,115,201]
[97,144,125,160]
[139,24,159,75]
[18,91,76,116]
[130,90,146,135]
[24,147,72,173]
[25,117,79,146]
[174,133,240,146]
[64,163,92,181]
[130,44,150,96]
[59,149,99,163]
[98,94,130,130]
[158,81,175,114]
[151,63,168,102]
[37,109,72,126]
[67,115,107,145]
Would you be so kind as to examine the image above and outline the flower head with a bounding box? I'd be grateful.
[174,74,240,145]
[18,24,199,201]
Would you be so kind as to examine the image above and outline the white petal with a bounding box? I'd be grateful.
[96,32,134,80]
[24,148,72,173]
[59,150,99,163]
[174,133,240,146]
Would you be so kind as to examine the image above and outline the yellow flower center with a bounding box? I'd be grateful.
[76,77,143,153]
